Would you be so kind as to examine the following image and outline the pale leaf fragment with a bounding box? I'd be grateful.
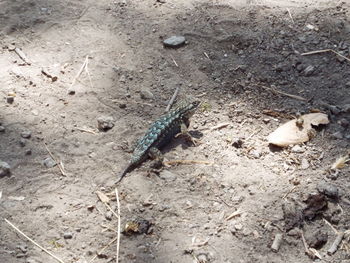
[96,191,110,204]
[267,113,329,147]
[331,156,349,170]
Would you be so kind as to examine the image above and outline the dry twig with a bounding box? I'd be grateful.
[44,143,67,176]
[115,188,121,263]
[328,231,344,255]
[69,55,89,90]
[14,47,31,65]
[271,233,283,252]
[76,127,98,134]
[286,8,294,24]
[260,85,307,101]
[165,86,180,112]
[163,159,214,166]
[5,219,66,263]
[301,49,350,63]
[89,236,118,263]
[226,209,243,221]
[210,122,230,131]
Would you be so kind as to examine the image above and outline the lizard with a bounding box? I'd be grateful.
[116,98,201,183]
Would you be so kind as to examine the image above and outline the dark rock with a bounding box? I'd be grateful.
[282,202,303,231]
[303,193,327,220]
[163,36,186,48]
[7,96,14,104]
[305,229,328,249]
[317,182,339,199]
[25,149,32,155]
[119,103,126,109]
[0,126,5,132]
[339,118,349,128]
[63,232,73,239]
[232,137,244,148]
[0,161,11,177]
[97,116,114,131]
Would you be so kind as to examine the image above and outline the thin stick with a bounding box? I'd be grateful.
[76,127,97,134]
[115,188,121,263]
[271,233,283,252]
[69,55,89,90]
[4,218,66,263]
[210,122,230,131]
[260,85,307,101]
[44,143,67,176]
[89,236,118,263]
[203,52,210,59]
[302,49,350,63]
[225,209,243,221]
[286,8,294,24]
[323,218,338,234]
[327,231,344,255]
[165,86,180,112]
[170,55,178,67]
[163,159,214,166]
[14,47,31,65]
[84,56,94,89]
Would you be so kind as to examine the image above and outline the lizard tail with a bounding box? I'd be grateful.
[116,164,133,184]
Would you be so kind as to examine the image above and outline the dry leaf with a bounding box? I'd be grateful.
[96,191,110,204]
[267,113,329,147]
[331,156,349,170]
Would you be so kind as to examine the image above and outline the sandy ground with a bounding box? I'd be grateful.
[1,0,350,262]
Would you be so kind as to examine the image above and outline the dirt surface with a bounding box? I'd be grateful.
[1,0,350,262]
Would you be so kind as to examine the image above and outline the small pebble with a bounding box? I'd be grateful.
[0,126,5,132]
[42,157,57,168]
[342,104,350,112]
[119,75,126,83]
[232,137,244,148]
[19,139,26,147]
[251,149,261,159]
[301,158,309,169]
[21,130,31,139]
[105,211,113,221]
[317,181,339,199]
[140,88,154,100]
[0,160,11,177]
[97,116,114,131]
[291,145,304,153]
[67,88,75,95]
[331,131,343,139]
[7,96,14,104]
[63,232,73,239]
[163,35,186,48]
[159,170,176,181]
[25,149,32,155]
[339,118,349,128]
[119,103,126,109]
[303,65,315,76]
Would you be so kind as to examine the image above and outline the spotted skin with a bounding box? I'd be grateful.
[117,99,200,183]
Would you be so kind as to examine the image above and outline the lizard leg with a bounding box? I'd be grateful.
[148,147,164,169]
[176,122,198,146]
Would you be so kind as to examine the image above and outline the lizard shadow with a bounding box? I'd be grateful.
[161,130,204,153]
